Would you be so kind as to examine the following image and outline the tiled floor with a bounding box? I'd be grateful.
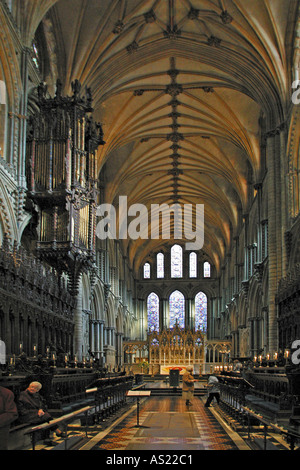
[23,395,292,451]
[81,396,245,451]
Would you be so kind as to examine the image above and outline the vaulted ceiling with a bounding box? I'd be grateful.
[21,0,297,275]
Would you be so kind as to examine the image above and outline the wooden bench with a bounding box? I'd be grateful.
[24,405,93,450]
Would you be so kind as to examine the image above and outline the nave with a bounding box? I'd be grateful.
[21,392,291,452]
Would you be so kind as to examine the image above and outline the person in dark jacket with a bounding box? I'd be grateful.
[17,382,64,441]
[0,386,18,450]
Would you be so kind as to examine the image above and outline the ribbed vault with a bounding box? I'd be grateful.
[20,0,297,275]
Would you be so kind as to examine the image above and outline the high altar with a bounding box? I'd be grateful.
[148,323,205,375]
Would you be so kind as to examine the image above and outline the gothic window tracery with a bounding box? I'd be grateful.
[171,244,182,278]
[157,252,164,278]
[169,290,185,328]
[195,291,207,331]
[147,292,159,332]
[143,262,150,279]
[204,261,211,278]
[189,252,197,278]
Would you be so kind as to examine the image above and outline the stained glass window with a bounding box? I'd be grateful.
[157,253,164,278]
[189,252,197,278]
[147,292,159,332]
[143,262,150,279]
[204,261,211,278]
[171,244,182,278]
[32,41,40,70]
[195,292,207,331]
[169,290,185,328]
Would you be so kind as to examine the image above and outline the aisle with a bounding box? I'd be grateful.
[80,396,249,451]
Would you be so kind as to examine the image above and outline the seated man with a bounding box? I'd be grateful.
[17,382,65,442]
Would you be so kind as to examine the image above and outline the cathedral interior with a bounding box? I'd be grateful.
[0,0,300,454]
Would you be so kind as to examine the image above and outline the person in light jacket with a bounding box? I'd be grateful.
[204,375,220,407]
[182,366,197,406]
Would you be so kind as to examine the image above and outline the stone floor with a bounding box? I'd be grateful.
[21,384,293,452]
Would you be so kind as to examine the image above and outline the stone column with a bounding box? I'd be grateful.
[161,298,169,330]
[99,321,104,362]
[265,129,281,354]
[185,297,192,329]
[210,297,217,339]
[138,298,145,339]
[73,277,84,360]
[95,321,100,358]
[18,47,30,188]
[89,320,94,353]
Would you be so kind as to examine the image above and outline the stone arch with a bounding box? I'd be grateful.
[91,282,105,322]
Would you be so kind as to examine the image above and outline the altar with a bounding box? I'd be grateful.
[160,365,194,375]
[148,323,205,375]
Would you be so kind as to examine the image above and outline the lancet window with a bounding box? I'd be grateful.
[203,261,211,278]
[157,253,164,278]
[169,290,185,328]
[195,291,207,331]
[171,244,182,278]
[147,292,159,332]
[189,252,197,278]
[143,262,150,279]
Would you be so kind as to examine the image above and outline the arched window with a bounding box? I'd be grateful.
[32,41,40,70]
[147,292,159,332]
[169,290,185,328]
[195,292,207,331]
[157,252,164,278]
[189,252,197,278]
[171,244,182,278]
[204,261,211,278]
[143,262,150,279]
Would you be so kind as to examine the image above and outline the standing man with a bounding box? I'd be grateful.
[182,366,198,406]
[204,375,220,407]
[0,386,18,450]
